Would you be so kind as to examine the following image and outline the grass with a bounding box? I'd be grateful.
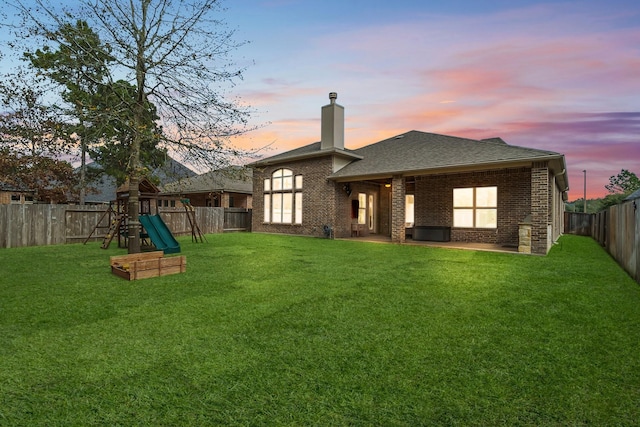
[0,233,639,426]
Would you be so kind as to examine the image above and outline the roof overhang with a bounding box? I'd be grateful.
[329,154,570,197]
[250,148,363,168]
[160,188,252,196]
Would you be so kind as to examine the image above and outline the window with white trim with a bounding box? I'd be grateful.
[357,193,366,224]
[405,194,415,226]
[453,186,497,228]
[263,169,303,224]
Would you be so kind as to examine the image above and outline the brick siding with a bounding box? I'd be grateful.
[252,156,340,237]
[414,168,531,247]
[531,163,550,254]
[253,160,558,254]
[391,175,406,243]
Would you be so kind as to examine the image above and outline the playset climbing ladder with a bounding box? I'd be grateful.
[181,199,207,243]
[100,212,125,249]
[84,204,124,249]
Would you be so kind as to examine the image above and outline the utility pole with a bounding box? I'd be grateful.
[583,170,587,213]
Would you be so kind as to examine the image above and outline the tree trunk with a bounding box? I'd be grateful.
[79,139,86,205]
[127,113,142,254]
[127,173,141,253]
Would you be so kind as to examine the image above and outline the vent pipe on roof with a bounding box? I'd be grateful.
[321,92,344,150]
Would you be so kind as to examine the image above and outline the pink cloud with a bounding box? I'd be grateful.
[231,2,640,203]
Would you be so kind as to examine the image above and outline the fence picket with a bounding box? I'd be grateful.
[0,205,250,249]
[565,201,639,284]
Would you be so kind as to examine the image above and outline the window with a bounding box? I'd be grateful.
[263,169,303,224]
[405,194,415,226]
[357,193,366,224]
[368,194,374,230]
[453,186,497,228]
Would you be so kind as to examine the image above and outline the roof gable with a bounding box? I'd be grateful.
[624,188,640,201]
[330,130,564,180]
[250,142,362,167]
[161,166,253,195]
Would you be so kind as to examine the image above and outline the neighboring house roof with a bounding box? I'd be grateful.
[624,188,640,201]
[82,156,197,203]
[83,172,116,204]
[161,166,253,195]
[0,180,33,193]
[152,156,198,183]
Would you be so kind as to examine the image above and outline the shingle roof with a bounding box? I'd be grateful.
[250,142,362,166]
[0,180,32,192]
[330,130,564,180]
[82,157,197,203]
[161,166,253,195]
[624,188,640,201]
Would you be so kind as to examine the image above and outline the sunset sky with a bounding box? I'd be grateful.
[223,0,640,201]
[1,1,638,201]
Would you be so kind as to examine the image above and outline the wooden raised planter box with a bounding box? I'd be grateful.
[110,251,186,281]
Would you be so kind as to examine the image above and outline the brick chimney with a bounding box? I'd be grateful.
[321,92,344,150]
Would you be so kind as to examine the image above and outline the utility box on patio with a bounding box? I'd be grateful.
[413,226,451,242]
[110,251,186,281]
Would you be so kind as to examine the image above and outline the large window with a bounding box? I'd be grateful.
[263,169,303,224]
[453,186,497,228]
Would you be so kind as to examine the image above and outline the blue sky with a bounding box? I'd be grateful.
[223,0,640,200]
[2,0,639,200]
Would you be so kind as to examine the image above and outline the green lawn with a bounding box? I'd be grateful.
[0,233,638,426]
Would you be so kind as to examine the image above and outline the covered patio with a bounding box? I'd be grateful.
[339,233,520,254]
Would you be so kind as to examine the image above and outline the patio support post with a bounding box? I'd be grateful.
[391,175,406,243]
[531,163,550,254]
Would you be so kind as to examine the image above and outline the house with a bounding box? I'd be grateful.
[623,188,640,202]
[250,92,569,255]
[82,156,197,204]
[160,166,253,209]
[0,181,34,204]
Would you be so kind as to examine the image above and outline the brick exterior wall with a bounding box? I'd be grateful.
[252,159,560,255]
[550,175,564,244]
[391,175,406,243]
[0,192,11,204]
[531,163,550,254]
[252,156,341,237]
[414,168,531,247]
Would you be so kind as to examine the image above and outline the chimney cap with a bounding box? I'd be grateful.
[329,92,337,103]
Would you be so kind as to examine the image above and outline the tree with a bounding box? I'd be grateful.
[25,20,115,204]
[89,79,167,185]
[0,148,80,203]
[12,0,256,253]
[0,70,83,203]
[605,169,640,196]
[0,72,69,158]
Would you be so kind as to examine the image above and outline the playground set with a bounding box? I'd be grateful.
[83,178,204,279]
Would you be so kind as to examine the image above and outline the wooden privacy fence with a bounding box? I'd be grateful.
[0,204,252,249]
[224,207,252,231]
[563,212,593,236]
[565,200,639,284]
